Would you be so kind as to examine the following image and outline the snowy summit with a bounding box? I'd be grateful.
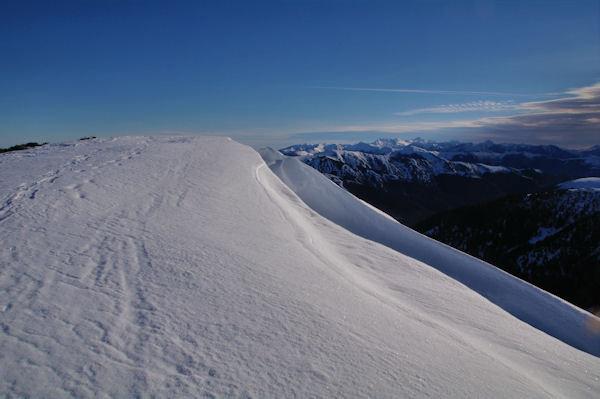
[558,177,600,192]
[0,136,599,398]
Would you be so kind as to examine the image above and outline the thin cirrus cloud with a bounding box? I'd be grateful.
[396,100,518,116]
[296,82,600,148]
[311,86,546,97]
[469,82,600,146]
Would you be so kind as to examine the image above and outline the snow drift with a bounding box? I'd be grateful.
[0,136,599,398]
[260,148,600,357]
[558,177,600,191]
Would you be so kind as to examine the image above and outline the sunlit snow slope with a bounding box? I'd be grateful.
[1,136,599,398]
[260,148,600,357]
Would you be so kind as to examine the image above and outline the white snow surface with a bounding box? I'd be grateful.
[558,177,600,191]
[1,136,599,398]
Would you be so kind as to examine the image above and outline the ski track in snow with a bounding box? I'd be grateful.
[0,136,599,398]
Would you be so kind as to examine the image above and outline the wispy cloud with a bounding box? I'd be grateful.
[519,83,600,114]
[296,82,600,148]
[463,82,600,146]
[311,86,550,97]
[290,120,483,137]
[397,100,518,116]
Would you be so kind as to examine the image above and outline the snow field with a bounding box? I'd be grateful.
[0,136,598,398]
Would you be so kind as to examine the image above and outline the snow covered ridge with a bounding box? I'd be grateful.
[558,177,600,191]
[1,136,599,398]
[280,138,600,186]
[283,138,600,159]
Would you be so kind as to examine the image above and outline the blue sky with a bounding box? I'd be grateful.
[1,0,599,149]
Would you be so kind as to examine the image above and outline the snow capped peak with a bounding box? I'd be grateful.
[281,138,595,159]
[558,177,600,191]
[280,138,600,194]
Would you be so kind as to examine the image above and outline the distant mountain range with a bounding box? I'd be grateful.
[281,139,600,225]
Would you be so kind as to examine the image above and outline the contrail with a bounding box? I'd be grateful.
[310,86,554,97]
